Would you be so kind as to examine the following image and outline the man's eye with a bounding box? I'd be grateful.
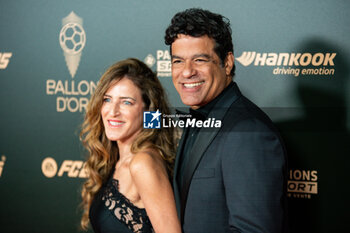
[172,60,182,64]
[195,58,208,63]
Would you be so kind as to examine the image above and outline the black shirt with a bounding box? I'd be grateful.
[177,81,234,192]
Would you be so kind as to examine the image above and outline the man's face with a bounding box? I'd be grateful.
[171,34,233,109]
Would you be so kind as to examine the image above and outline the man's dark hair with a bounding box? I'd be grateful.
[165,8,235,77]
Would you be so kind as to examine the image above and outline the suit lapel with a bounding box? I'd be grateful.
[179,82,242,219]
[173,127,188,218]
[179,125,221,220]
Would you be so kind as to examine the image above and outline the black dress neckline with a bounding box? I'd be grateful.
[110,178,147,212]
[89,173,154,233]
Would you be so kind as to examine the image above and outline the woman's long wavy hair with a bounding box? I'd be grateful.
[80,58,177,230]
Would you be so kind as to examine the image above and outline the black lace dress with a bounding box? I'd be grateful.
[89,175,154,233]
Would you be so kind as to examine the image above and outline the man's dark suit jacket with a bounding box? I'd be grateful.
[173,82,288,233]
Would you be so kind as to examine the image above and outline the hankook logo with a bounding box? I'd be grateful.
[236,51,336,77]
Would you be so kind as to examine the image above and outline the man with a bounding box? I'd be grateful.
[164,8,288,233]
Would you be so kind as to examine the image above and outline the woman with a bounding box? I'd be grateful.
[80,58,181,233]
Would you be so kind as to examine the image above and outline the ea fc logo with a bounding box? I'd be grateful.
[41,157,58,178]
[143,110,161,129]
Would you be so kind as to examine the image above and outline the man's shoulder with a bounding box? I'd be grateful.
[220,94,277,133]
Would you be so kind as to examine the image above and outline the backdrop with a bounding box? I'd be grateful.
[0,0,349,232]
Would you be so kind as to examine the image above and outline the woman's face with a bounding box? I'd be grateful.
[101,77,144,144]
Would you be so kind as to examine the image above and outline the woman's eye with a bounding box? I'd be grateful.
[123,100,132,105]
[103,98,111,103]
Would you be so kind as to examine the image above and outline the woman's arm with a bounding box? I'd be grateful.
[130,151,182,233]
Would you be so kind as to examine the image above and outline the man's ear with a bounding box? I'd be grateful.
[224,52,234,76]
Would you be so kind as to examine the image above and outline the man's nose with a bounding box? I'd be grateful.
[182,61,196,78]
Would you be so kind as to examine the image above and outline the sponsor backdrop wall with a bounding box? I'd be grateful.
[0,0,349,232]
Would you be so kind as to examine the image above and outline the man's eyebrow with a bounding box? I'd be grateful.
[192,54,211,59]
[171,55,182,60]
[171,54,212,60]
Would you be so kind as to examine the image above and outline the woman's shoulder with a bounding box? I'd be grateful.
[129,149,167,179]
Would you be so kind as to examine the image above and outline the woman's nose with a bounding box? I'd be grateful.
[110,103,120,116]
